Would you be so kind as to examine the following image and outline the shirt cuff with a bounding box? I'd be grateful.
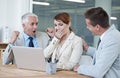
[51,37,60,45]
[8,43,15,47]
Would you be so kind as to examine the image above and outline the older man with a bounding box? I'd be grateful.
[2,13,50,64]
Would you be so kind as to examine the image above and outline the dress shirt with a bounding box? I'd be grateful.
[23,32,38,48]
[9,32,39,48]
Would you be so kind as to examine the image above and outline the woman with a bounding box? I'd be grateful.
[44,12,83,70]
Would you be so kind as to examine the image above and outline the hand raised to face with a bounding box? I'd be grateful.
[54,28,65,40]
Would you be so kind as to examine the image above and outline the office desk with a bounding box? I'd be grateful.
[0,65,91,78]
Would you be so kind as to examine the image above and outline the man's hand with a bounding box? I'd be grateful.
[73,64,80,72]
[9,31,20,44]
[46,27,55,38]
[82,39,89,52]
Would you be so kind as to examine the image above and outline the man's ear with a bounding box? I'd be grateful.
[22,24,25,28]
[96,24,101,31]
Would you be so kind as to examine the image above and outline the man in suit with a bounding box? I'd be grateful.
[74,7,120,78]
[2,13,50,64]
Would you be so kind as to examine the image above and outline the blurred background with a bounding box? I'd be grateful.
[0,0,120,46]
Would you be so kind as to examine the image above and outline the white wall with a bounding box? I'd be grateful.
[0,0,7,42]
[0,0,30,42]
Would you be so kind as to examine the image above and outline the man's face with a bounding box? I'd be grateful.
[23,16,38,36]
[85,19,99,35]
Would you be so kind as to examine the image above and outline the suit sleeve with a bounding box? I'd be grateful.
[2,44,14,64]
[44,37,60,58]
[62,38,83,70]
[86,47,95,57]
[77,41,119,78]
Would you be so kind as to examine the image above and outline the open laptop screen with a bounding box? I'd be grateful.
[12,46,46,71]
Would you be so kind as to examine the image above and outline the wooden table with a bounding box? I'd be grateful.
[0,65,91,78]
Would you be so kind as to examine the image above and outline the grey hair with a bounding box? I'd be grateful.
[21,12,38,24]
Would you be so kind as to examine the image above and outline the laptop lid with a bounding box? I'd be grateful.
[12,46,46,71]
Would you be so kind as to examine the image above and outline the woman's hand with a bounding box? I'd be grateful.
[54,29,65,40]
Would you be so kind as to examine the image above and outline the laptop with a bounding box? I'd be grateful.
[12,46,46,71]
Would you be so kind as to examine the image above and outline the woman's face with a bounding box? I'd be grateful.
[54,20,70,36]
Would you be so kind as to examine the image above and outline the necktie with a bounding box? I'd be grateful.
[29,37,34,47]
[97,38,101,49]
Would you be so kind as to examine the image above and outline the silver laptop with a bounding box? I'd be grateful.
[12,46,46,71]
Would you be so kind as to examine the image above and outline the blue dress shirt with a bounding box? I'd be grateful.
[9,32,39,48]
[23,32,38,48]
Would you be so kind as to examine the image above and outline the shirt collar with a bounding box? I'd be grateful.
[67,32,75,40]
[23,32,36,40]
[100,26,115,41]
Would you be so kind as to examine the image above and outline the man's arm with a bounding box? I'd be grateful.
[2,31,19,64]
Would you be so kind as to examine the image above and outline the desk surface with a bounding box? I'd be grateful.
[0,65,91,78]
